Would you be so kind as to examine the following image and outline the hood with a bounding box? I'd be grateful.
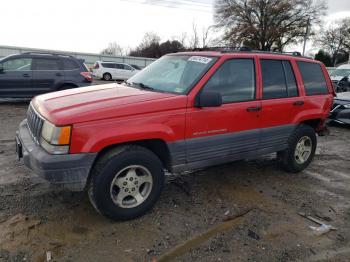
[335,91,350,102]
[33,83,183,125]
[331,76,344,81]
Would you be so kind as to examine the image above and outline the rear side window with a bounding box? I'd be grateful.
[122,64,133,70]
[33,58,60,70]
[62,58,79,70]
[297,61,328,95]
[101,63,115,68]
[202,59,255,103]
[261,60,298,99]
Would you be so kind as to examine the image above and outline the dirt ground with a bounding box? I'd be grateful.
[0,98,349,261]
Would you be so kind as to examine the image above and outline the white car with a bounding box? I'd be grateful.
[92,61,141,81]
[331,64,350,86]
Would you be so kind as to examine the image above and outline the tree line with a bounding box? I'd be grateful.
[100,0,350,66]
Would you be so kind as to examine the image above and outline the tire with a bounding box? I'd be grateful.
[278,124,317,173]
[103,73,112,81]
[88,145,165,220]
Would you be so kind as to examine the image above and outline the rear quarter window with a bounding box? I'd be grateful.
[62,58,79,70]
[297,61,328,95]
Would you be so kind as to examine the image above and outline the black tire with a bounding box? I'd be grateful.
[88,145,164,220]
[103,73,112,81]
[278,124,317,173]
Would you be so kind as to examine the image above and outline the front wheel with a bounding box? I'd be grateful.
[278,125,317,173]
[88,146,164,220]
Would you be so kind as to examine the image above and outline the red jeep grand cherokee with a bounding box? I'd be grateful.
[16,50,334,220]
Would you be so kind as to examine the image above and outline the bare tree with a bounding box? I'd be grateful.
[214,0,327,51]
[316,18,350,65]
[172,32,188,47]
[100,42,126,56]
[189,22,200,49]
[129,32,162,58]
[201,26,213,48]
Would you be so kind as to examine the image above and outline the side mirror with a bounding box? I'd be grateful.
[196,91,222,108]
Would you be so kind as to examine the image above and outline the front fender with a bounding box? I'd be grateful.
[70,114,185,153]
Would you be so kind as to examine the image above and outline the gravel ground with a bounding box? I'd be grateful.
[0,94,349,261]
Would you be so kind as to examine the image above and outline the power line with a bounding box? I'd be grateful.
[147,0,212,7]
[118,0,212,13]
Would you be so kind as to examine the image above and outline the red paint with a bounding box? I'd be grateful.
[32,52,333,154]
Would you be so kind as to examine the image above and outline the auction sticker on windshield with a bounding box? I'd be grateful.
[188,56,213,64]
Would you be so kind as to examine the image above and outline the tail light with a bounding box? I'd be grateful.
[80,72,92,82]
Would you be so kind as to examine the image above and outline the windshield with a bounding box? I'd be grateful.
[126,55,217,94]
[334,69,350,77]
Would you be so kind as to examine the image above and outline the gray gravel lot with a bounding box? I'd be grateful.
[0,88,349,261]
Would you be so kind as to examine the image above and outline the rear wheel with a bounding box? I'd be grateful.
[88,146,164,220]
[103,73,112,81]
[278,125,317,173]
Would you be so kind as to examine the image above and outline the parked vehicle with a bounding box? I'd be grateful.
[0,52,92,98]
[330,64,350,88]
[326,67,336,77]
[92,61,141,81]
[329,91,350,125]
[16,50,334,220]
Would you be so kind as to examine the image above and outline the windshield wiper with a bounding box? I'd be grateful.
[129,82,155,91]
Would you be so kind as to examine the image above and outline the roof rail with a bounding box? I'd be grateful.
[191,46,310,59]
[21,51,75,58]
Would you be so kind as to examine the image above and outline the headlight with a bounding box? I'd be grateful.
[40,120,71,154]
[344,104,350,109]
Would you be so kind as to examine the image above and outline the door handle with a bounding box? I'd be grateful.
[293,101,304,106]
[246,106,261,112]
[22,73,30,78]
[56,73,63,77]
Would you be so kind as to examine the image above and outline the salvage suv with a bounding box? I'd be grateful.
[16,50,334,220]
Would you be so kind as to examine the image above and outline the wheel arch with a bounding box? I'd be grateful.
[299,118,325,132]
[86,139,172,189]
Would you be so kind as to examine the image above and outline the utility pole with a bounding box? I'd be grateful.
[302,18,310,56]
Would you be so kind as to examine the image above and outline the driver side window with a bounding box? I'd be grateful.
[202,59,256,103]
[3,58,32,71]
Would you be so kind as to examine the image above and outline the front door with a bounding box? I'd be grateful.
[0,57,33,98]
[185,57,261,168]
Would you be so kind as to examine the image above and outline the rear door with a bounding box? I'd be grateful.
[32,57,64,94]
[185,57,261,168]
[258,58,301,154]
[0,57,33,98]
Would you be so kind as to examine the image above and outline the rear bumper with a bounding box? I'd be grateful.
[17,120,97,191]
[329,108,350,124]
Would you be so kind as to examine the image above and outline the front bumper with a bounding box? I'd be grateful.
[16,120,97,191]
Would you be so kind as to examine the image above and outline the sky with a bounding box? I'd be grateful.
[1,0,350,55]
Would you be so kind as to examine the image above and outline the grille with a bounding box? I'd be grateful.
[27,104,44,144]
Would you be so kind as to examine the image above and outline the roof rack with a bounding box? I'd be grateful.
[192,46,309,59]
[21,51,75,58]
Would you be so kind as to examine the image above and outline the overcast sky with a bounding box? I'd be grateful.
[1,0,350,54]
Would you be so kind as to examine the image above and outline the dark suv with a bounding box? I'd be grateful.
[0,52,92,98]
